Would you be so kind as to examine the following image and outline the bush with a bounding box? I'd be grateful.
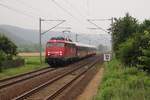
[1,58,25,69]
[137,31,150,72]
[0,50,7,71]
[0,34,17,60]
[117,38,137,66]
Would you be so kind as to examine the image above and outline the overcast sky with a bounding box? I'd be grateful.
[0,0,149,34]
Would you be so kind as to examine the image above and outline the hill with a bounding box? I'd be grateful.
[0,25,111,51]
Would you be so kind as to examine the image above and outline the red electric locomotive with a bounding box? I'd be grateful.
[45,37,96,66]
[45,37,76,65]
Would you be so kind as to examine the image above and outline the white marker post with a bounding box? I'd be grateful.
[104,53,111,62]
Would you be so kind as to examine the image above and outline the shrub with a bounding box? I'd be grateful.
[0,34,17,60]
[117,38,136,66]
[0,50,6,71]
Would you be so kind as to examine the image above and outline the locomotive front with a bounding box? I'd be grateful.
[45,39,65,65]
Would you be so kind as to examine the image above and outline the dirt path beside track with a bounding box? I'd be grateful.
[77,66,104,100]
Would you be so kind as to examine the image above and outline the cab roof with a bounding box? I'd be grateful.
[47,39,75,44]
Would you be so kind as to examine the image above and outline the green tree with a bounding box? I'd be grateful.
[0,50,7,71]
[118,38,134,66]
[117,28,150,71]
[139,20,150,32]
[111,13,138,56]
[0,34,17,60]
[117,35,141,67]
[137,31,150,72]
[111,13,150,71]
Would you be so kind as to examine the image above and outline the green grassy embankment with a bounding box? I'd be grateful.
[0,56,47,80]
[94,58,150,100]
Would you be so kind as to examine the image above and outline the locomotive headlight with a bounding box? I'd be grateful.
[59,51,62,56]
[48,52,51,55]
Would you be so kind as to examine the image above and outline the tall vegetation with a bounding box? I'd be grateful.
[95,14,150,100]
[112,13,138,53]
[112,13,150,72]
[95,59,150,100]
[0,34,17,59]
[0,34,17,70]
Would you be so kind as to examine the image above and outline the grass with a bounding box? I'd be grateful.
[0,56,47,80]
[94,58,150,100]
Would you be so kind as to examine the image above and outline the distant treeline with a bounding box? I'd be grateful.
[18,44,45,52]
[112,13,150,72]
[97,44,109,53]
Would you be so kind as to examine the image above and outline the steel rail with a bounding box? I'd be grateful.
[45,57,100,100]
[0,67,49,82]
[0,56,96,89]
[13,57,97,100]
[0,67,55,89]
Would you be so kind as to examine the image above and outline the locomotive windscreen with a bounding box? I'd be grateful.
[47,42,64,47]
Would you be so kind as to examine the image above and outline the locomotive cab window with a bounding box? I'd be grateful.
[47,42,64,47]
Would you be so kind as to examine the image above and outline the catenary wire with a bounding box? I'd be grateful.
[51,0,81,23]
[0,3,37,19]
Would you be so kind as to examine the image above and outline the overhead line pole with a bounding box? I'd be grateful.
[39,17,66,64]
[87,18,114,56]
[89,39,91,45]
[76,33,78,42]
[39,18,42,64]
[111,17,114,56]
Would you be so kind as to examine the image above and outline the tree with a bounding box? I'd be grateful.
[137,31,150,72]
[0,50,6,71]
[139,20,150,32]
[116,23,150,71]
[0,34,17,60]
[117,36,141,67]
[111,13,150,72]
[111,13,138,56]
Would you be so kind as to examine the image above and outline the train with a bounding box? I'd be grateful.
[45,37,97,66]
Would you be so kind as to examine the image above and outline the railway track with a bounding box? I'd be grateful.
[0,56,99,100]
[46,57,100,100]
[0,67,55,89]
[13,56,100,100]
